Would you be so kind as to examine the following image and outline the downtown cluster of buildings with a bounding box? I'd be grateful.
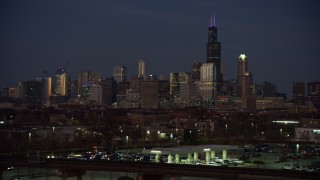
[1,17,319,113]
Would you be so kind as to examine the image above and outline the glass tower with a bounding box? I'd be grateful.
[206,14,222,94]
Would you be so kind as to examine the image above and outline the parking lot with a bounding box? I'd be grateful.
[38,143,320,172]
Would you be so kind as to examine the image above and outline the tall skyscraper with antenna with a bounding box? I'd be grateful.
[206,13,222,95]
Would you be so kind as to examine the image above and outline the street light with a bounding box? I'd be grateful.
[225,124,228,134]
[125,135,129,145]
[28,132,32,149]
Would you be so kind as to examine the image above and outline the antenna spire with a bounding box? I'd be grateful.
[210,12,216,27]
[213,12,216,27]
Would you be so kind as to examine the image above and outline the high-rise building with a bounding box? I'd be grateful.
[138,59,145,78]
[220,80,238,95]
[105,77,118,105]
[262,81,276,97]
[77,70,91,96]
[170,73,180,98]
[198,63,215,107]
[113,66,127,84]
[237,54,248,97]
[292,82,305,105]
[78,71,91,86]
[191,61,202,82]
[0,87,15,102]
[41,71,52,104]
[88,84,102,104]
[140,80,158,109]
[91,72,102,85]
[179,72,192,84]
[22,80,42,106]
[180,82,197,105]
[53,67,69,97]
[206,14,223,93]
[130,75,143,93]
[69,80,78,100]
[140,80,169,109]
[307,81,320,103]
[237,54,256,111]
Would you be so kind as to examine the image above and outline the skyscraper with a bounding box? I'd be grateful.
[140,80,169,109]
[292,82,305,105]
[262,81,276,97]
[191,61,202,82]
[113,66,127,84]
[53,67,69,97]
[170,73,180,98]
[199,63,215,107]
[22,80,42,106]
[237,54,255,111]
[206,14,222,93]
[237,54,248,97]
[307,81,320,103]
[138,59,145,78]
[41,70,52,104]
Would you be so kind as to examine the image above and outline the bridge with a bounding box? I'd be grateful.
[1,158,319,180]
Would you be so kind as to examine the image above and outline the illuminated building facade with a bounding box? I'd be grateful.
[138,59,145,78]
[199,63,215,107]
[53,68,69,97]
[41,71,52,104]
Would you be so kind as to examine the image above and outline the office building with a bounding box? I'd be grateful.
[237,54,248,97]
[41,71,52,104]
[206,14,223,93]
[140,80,169,109]
[22,80,42,106]
[53,67,69,97]
[292,82,305,105]
[198,63,215,107]
[113,66,127,84]
[191,61,202,82]
[262,81,276,97]
[138,59,145,78]
[170,73,180,99]
[307,81,320,103]
[104,77,118,106]
[237,54,256,111]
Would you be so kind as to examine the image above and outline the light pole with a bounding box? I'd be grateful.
[157,131,161,146]
[125,136,129,146]
[28,132,31,149]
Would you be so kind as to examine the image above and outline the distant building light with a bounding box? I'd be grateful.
[313,130,320,134]
[151,150,162,154]
[239,54,247,60]
[272,120,299,124]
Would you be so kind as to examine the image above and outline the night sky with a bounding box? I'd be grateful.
[1,0,319,98]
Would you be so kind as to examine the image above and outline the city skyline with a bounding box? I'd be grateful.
[1,0,319,98]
